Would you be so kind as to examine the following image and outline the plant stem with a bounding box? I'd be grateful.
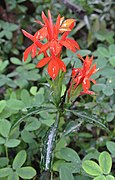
[40,111,60,180]
[5,145,9,165]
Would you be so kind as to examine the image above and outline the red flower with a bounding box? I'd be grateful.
[22,10,80,79]
[68,54,97,97]
[22,29,47,61]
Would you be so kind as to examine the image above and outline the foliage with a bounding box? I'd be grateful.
[0,0,115,179]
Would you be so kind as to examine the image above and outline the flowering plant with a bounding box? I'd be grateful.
[22,10,102,179]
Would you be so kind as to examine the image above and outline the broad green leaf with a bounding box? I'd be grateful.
[5,139,20,148]
[97,47,109,58]
[16,167,36,179]
[77,50,91,56]
[106,113,114,122]
[102,85,113,96]
[74,175,90,180]
[109,44,115,56]
[93,175,106,180]
[53,161,80,174]
[30,86,38,95]
[13,150,27,169]
[59,166,74,180]
[33,93,44,106]
[82,160,102,176]
[7,99,25,111]
[21,89,32,107]
[0,168,12,177]
[10,57,22,65]
[25,118,41,131]
[21,130,34,143]
[0,137,5,144]
[0,119,11,137]
[106,141,115,156]
[7,172,19,180]
[92,84,106,92]
[59,147,81,164]
[0,100,6,113]
[106,175,115,180]
[5,31,12,39]
[0,157,9,168]
[109,56,115,67]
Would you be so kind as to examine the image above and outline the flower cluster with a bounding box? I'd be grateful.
[22,10,80,79]
[68,54,97,99]
[22,10,97,101]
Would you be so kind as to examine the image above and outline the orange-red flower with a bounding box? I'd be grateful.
[68,54,97,97]
[22,10,80,79]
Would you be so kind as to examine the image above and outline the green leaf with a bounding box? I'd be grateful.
[74,175,90,180]
[97,47,109,58]
[0,137,5,144]
[106,113,115,122]
[5,31,12,39]
[102,85,113,96]
[59,166,74,180]
[109,56,115,67]
[13,150,27,169]
[25,118,41,131]
[7,172,19,180]
[93,175,106,180]
[106,175,115,180]
[68,110,108,131]
[59,147,81,164]
[0,157,9,168]
[63,121,82,136]
[0,168,12,177]
[109,44,115,56]
[5,139,20,148]
[106,141,115,156]
[8,24,18,31]
[7,99,25,111]
[0,120,11,137]
[82,160,102,176]
[0,100,6,113]
[21,130,34,143]
[16,167,36,179]
[30,86,38,95]
[92,84,106,92]
[21,89,32,107]
[77,50,91,56]
[10,57,22,65]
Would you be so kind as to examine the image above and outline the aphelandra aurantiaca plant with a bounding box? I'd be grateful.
[22,10,98,179]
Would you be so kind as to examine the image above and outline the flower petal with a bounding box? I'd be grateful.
[39,42,49,53]
[32,44,37,58]
[61,19,76,29]
[22,29,34,41]
[55,57,66,72]
[23,45,33,61]
[87,64,97,78]
[48,59,59,79]
[67,38,80,50]
[36,57,51,68]
[42,11,52,39]
[50,40,61,55]
[80,90,95,95]
[82,77,90,92]
[34,27,47,40]
[34,20,45,26]
[60,40,76,52]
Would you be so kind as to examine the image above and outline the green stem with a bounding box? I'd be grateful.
[5,145,9,165]
[40,111,60,179]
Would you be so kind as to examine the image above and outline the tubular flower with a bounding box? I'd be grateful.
[68,54,97,98]
[22,10,80,79]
